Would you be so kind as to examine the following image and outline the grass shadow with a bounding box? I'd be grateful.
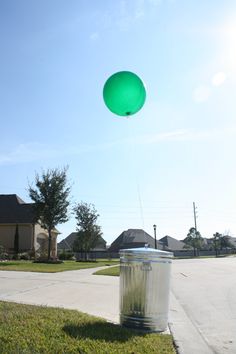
[63,321,145,343]
[0,262,18,266]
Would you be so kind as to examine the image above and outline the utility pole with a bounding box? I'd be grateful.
[193,202,198,231]
[193,202,198,257]
[153,224,157,249]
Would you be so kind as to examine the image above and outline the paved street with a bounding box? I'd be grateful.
[0,258,236,353]
[169,257,236,354]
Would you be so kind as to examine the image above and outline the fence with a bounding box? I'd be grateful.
[74,251,119,261]
[174,248,236,257]
[71,248,236,260]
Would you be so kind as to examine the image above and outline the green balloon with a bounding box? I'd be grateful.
[103,71,146,116]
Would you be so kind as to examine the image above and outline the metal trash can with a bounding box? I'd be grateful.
[120,247,173,332]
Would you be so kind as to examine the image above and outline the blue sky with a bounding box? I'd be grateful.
[1,0,236,243]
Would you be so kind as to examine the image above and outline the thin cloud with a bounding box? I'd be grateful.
[116,0,162,31]
[88,0,164,33]
[125,129,226,144]
[0,143,59,165]
[0,133,182,165]
[1,127,234,166]
[128,130,188,144]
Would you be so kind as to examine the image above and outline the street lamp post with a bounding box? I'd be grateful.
[153,224,157,249]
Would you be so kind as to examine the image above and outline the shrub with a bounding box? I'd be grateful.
[19,252,31,260]
[0,245,4,257]
[58,250,74,260]
[33,258,63,264]
[0,245,8,260]
[12,254,20,260]
[28,250,36,260]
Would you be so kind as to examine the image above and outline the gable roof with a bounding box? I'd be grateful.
[57,232,107,251]
[0,194,35,224]
[109,229,163,252]
[159,235,189,251]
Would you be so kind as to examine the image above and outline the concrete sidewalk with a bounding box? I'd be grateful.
[0,267,120,323]
[169,291,213,354]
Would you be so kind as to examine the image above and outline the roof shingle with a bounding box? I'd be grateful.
[0,194,35,224]
[109,229,163,252]
[159,235,189,251]
[58,232,107,251]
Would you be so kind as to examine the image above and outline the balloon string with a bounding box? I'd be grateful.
[129,123,147,246]
[137,183,145,234]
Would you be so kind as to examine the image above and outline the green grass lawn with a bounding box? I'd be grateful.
[94,265,120,276]
[0,260,119,273]
[0,301,175,354]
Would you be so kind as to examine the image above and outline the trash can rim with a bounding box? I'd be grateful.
[119,247,173,258]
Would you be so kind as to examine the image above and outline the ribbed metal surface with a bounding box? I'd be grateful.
[120,248,173,332]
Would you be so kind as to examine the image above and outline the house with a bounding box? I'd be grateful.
[58,232,107,260]
[0,194,59,257]
[109,228,164,252]
[201,238,214,250]
[57,232,107,251]
[159,235,189,251]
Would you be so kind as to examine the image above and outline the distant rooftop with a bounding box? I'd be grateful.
[58,232,107,251]
[159,235,190,251]
[109,228,163,252]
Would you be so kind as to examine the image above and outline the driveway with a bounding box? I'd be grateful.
[0,258,236,354]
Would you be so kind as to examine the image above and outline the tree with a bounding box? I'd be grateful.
[210,233,234,255]
[14,224,19,256]
[183,227,204,256]
[28,167,71,261]
[220,234,234,250]
[212,232,222,256]
[73,202,102,260]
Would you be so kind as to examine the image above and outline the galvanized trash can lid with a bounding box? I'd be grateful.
[120,247,173,259]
